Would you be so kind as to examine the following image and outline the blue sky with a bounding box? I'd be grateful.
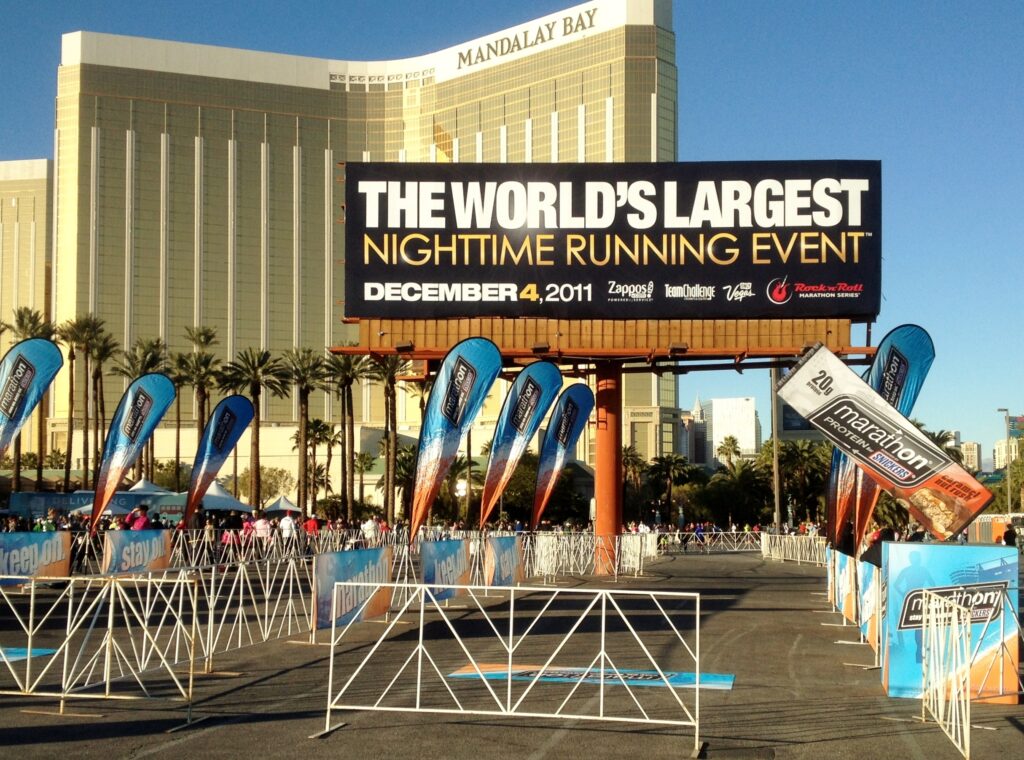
[1,1,1022,465]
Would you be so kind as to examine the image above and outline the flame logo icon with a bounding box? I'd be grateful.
[768,277,792,305]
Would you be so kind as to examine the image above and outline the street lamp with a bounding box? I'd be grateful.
[997,408,1012,512]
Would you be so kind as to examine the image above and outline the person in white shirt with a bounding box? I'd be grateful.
[279,511,297,540]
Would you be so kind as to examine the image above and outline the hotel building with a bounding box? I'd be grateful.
[42,0,678,489]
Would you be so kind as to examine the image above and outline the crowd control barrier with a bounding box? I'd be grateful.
[760,533,827,566]
[920,589,972,759]
[321,582,703,756]
[0,574,198,716]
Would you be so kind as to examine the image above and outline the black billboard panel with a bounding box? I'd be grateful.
[344,161,882,320]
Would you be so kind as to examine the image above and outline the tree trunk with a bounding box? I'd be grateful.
[345,385,356,522]
[386,383,397,524]
[81,354,90,490]
[297,391,309,518]
[13,435,22,492]
[174,392,182,491]
[63,351,75,492]
[251,387,262,507]
[35,397,46,491]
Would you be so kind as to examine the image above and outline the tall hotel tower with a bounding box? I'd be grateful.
[48,0,677,470]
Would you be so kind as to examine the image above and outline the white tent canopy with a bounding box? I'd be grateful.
[264,495,298,515]
[199,481,253,513]
[128,478,170,493]
[70,502,132,516]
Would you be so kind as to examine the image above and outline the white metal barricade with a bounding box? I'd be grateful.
[920,589,972,759]
[0,574,198,716]
[760,533,827,566]
[322,582,702,756]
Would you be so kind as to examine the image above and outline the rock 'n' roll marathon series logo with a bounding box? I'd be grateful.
[898,582,1009,630]
[0,355,36,418]
[806,395,946,488]
[122,389,155,442]
[441,357,477,426]
[510,377,542,433]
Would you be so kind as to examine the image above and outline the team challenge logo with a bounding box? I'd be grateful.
[664,284,715,301]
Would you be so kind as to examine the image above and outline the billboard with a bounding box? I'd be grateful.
[344,161,881,320]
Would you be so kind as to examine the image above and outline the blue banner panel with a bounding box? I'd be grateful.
[479,362,562,527]
[485,536,524,587]
[185,395,254,527]
[0,338,63,457]
[882,542,1019,699]
[91,374,176,532]
[100,530,173,575]
[313,547,393,629]
[531,384,595,529]
[420,539,471,601]
[410,338,502,538]
[0,532,71,582]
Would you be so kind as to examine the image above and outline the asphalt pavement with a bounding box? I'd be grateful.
[1,551,1021,759]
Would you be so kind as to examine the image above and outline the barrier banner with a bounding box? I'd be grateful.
[835,551,858,623]
[777,344,992,539]
[0,531,71,583]
[90,374,176,534]
[313,547,393,629]
[420,539,471,601]
[184,395,255,527]
[409,338,502,539]
[882,542,1019,701]
[101,529,173,575]
[531,384,595,529]
[479,362,562,527]
[0,338,63,457]
[826,325,934,548]
[858,561,880,652]
[484,535,525,587]
[344,161,882,320]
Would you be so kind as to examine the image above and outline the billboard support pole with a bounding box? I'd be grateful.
[594,362,622,574]
[770,367,782,532]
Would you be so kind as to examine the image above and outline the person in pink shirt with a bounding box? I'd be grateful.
[127,503,152,530]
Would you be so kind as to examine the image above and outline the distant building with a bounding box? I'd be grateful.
[993,438,1020,470]
[701,397,761,468]
[960,441,981,472]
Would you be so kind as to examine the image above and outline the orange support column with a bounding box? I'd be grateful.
[594,361,622,574]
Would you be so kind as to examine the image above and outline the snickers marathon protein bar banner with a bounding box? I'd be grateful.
[344,161,881,320]
[777,344,992,539]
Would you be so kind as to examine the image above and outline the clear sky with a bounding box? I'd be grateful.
[1,0,1022,466]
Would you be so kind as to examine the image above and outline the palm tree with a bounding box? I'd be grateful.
[282,348,329,517]
[622,445,647,497]
[354,451,376,506]
[775,439,832,523]
[89,331,122,478]
[648,453,690,522]
[167,352,191,491]
[367,355,411,524]
[218,348,289,507]
[306,418,334,505]
[716,435,742,470]
[2,307,55,491]
[327,350,374,522]
[55,315,104,490]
